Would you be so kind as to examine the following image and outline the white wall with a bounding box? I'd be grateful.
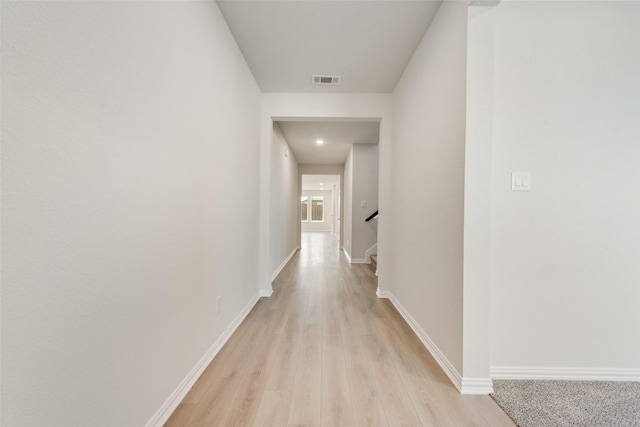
[349,144,379,262]
[343,147,354,257]
[270,123,299,277]
[391,0,468,376]
[333,184,340,240]
[301,190,333,232]
[1,2,261,425]
[488,1,640,374]
[462,3,497,391]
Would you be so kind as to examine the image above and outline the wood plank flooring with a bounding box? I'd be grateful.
[165,232,515,427]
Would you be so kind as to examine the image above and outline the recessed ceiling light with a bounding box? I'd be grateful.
[320,183,323,185]
[316,139,324,145]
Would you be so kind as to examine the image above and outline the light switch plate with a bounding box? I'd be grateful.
[511,172,531,191]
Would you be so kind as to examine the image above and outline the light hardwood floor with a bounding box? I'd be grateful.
[165,232,515,427]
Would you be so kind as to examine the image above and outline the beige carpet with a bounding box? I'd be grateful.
[491,380,640,427]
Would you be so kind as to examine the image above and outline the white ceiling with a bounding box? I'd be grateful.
[302,174,341,191]
[218,1,438,165]
[217,0,443,93]
[277,121,379,165]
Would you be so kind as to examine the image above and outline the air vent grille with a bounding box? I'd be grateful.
[312,75,341,85]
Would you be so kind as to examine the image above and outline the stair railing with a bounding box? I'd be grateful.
[365,210,378,222]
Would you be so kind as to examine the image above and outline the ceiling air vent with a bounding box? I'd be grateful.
[312,75,341,85]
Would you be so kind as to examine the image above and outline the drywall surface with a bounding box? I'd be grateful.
[270,123,299,276]
[489,1,640,371]
[301,190,333,232]
[391,0,468,374]
[349,144,379,261]
[343,147,355,257]
[462,4,497,386]
[1,2,261,425]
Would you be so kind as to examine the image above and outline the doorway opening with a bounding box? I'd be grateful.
[301,174,341,241]
[268,118,380,290]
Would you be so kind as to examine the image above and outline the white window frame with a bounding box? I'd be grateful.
[301,196,309,222]
[310,196,324,222]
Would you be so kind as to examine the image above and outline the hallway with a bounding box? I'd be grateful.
[166,232,514,426]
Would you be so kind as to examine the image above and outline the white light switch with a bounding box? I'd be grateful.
[361,201,367,208]
[511,172,531,191]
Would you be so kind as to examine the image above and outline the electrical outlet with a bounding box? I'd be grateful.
[216,296,222,315]
[511,172,531,191]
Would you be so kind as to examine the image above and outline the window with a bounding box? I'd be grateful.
[301,196,308,221]
[311,197,323,222]
[301,195,324,222]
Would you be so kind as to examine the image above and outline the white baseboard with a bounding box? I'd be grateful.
[491,366,640,382]
[260,288,273,297]
[341,248,365,264]
[383,292,463,392]
[301,226,331,232]
[377,288,390,299]
[343,248,352,263]
[271,246,299,282]
[145,292,261,427]
[461,377,494,394]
